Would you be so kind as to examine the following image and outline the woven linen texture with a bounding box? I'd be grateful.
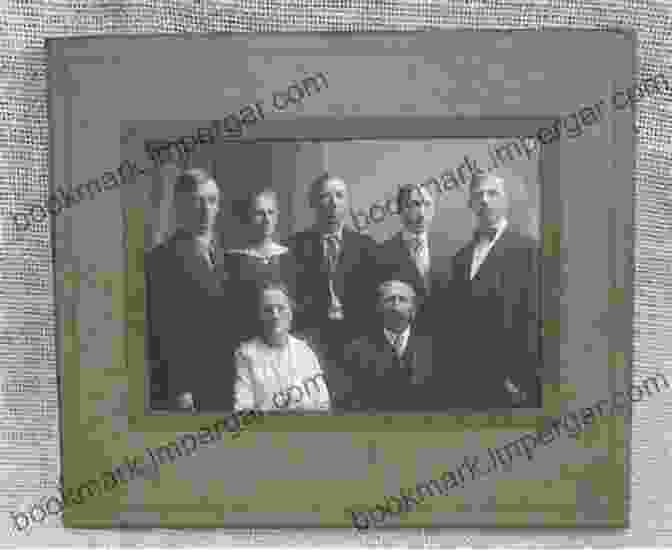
[0,0,670,547]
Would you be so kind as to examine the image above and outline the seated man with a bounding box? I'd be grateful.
[337,280,441,412]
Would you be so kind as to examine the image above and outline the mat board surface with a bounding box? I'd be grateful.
[0,4,669,548]
[46,30,632,529]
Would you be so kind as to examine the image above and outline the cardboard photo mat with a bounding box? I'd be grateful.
[51,30,634,528]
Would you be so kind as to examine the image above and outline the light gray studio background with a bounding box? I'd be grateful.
[0,2,670,549]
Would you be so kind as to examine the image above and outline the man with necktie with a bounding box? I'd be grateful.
[286,173,379,365]
[145,168,235,412]
[442,171,541,409]
[337,280,437,411]
[375,183,447,332]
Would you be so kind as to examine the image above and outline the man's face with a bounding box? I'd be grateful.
[250,193,278,239]
[400,187,435,234]
[469,175,508,228]
[314,177,348,231]
[378,281,416,333]
[179,179,220,236]
[259,289,293,338]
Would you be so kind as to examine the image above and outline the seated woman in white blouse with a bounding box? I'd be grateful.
[233,281,331,412]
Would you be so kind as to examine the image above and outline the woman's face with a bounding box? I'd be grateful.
[260,288,293,338]
[250,193,278,239]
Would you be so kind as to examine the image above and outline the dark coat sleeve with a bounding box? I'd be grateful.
[510,239,542,407]
[354,233,383,334]
[338,338,369,411]
[145,246,183,408]
[145,254,167,408]
[283,232,314,332]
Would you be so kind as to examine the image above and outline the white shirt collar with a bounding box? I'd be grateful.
[402,229,428,246]
[321,226,344,241]
[494,216,508,234]
[384,325,411,354]
[194,234,217,254]
[476,217,508,241]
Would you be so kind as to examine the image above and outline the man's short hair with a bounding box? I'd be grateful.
[376,279,417,304]
[174,168,215,197]
[396,183,431,213]
[308,172,346,208]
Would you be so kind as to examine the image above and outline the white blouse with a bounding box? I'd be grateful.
[233,335,331,412]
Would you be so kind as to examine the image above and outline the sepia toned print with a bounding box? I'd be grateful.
[143,138,542,415]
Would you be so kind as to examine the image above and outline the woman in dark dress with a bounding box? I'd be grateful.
[224,188,298,344]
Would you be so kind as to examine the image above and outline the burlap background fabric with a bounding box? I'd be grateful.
[0,1,670,547]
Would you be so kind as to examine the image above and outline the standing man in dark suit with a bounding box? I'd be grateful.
[286,173,379,363]
[375,183,448,331]
[446,171,541,408]
[145,168,235,412]
[337,280,437,411]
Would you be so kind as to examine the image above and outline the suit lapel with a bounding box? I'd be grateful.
[174,233,224,294]
[307,230,324,267]
[401,331,415,380]
[404,332,431,384]
[298,230,327,282]
[371,332,398,378]
[472,227,511,282]
[211,243,229,287]
[332,228,357,296]
[338,228,357,273]
[374,329,423,382]
[368,329,392,380]
[455,241,475,283]
[421,236,432,292]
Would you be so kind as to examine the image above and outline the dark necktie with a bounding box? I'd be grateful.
[410,237,425,263]
[408,236,430,290]
[390,332,404,358]
[323,234,343,320]
[323,234,340,272]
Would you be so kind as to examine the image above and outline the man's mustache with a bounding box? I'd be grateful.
[384,310,412,321]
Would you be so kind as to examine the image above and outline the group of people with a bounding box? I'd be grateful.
[145,167,541,414]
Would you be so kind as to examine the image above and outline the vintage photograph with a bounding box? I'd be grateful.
[142,139,542,414]
[49,30,634,530]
